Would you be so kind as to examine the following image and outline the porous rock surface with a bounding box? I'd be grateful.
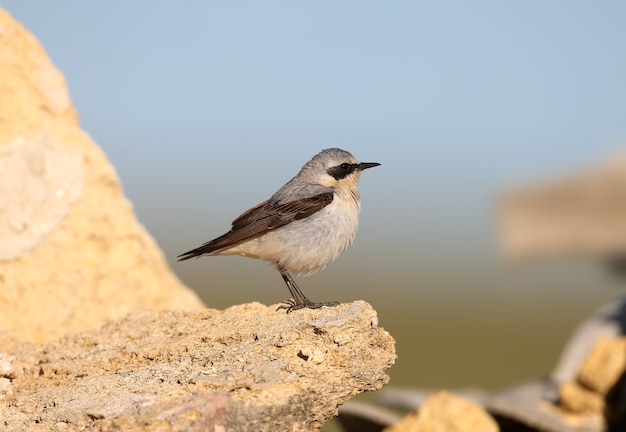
[0,7,204,343]
[0,301,395,431]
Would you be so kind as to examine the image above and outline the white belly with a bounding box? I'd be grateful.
[231,190,361,275]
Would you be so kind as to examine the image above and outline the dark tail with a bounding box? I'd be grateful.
[177,230,240,261]
[177,241,219,261]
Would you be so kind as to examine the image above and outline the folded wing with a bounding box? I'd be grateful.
[177,192,334,261]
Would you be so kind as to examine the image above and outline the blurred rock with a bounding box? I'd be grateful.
[0,301,395,431]
[375,383,601,432]
[577,338,626,396]
[559,382,605,414]
[487,381,603,432]
[0,7,204,343]
[377,382,606,432]
[557,336,626,425]
[499,152,626,260]
[383,391,499,432]
[551,299,626,390]
[477,334,626,430]
[372,301,626,432]
[373,308,626,432]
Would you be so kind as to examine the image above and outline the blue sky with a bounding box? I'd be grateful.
[4,2,626,388]
[5,2,625,219]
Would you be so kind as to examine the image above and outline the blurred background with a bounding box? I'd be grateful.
[4,1,626,391]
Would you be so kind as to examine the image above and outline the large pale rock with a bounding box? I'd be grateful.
[0,8,204,342]
[0,301,395,431]
[499,153,626,260]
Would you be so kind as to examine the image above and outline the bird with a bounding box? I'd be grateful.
[178,148,380,312]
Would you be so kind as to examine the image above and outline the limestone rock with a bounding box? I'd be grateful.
[384,391,499,432]
[0,300,396,431]
[0,7,204,343]
[0,353,15,399]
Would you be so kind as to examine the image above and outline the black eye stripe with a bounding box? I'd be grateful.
[327,163,357,180]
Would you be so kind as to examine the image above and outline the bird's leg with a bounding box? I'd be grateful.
[276,265,339,312]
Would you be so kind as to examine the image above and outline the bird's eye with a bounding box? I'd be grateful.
[327,162,355,180]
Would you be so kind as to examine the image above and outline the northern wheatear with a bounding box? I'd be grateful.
[178,148,380,312]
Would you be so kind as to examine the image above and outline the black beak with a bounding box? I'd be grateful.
[357,162,381,171]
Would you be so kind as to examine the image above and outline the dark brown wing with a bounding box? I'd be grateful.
[177,192,333,261]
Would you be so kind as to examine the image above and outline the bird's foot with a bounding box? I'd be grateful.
[276,299,340,313]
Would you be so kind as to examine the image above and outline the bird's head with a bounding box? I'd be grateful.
[304,148,380,190]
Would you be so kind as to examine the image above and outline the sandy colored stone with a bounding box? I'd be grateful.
[0,301,395,431]
[384,391,499,432]
[0,8,204,343]
[577,337,626,396]
[499,152,626,260]
[559,382,605,415]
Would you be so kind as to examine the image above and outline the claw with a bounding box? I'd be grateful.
[276,299,340,313]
